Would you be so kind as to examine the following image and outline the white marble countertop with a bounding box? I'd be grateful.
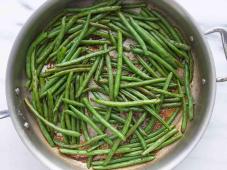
[0,0,227,170]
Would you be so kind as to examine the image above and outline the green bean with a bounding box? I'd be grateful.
[87,157,93,169]
[132,48,180,80]
[108,23,132,38]
[155,133,183,150]
[124,150,144,157]
[177,81,187,133]
[93,156,155,170]
[144,86,182,98]
[54,82,67,97]
[135,130,147,149]
[80,40,111,45]
[108,31,117,47]
[129,17,178,67]
[104,111,132,165]
[90,146,141,155]
[30,50,43,115]
[126,112,147,139]
[112,107,144,113]
[118,12,148,54]
[147,57,167,77]
[64,72,74,130]
[54,16,66,51]
[162,102,182,108]
[184,64,193,120]
[66,1,118,12]
[144,117,155,133]
[67,107,112,145]
[53,94,64,123]
[123,12,159,22]
[38,119,55,147]
[81,120,90,141]
[123,55,150,79]
[135,20,156,32]
[153,82,177,88]
[25,98,80,137]
[151,10,181,42]
[66,6,121,30]
[41,77,61,93]
[43,64,90,76]
[42,99,49,122]
[150,31,177,58]
[41,76,67,98]
[56,47,115,67]
[136,87,157,98]
[142,128,178,155]
[156,72,173,113]
[94,98,161,107]
[82,98,125,141]
[188,52,194,83]
[56,46,67,63]
[66,47,85,62]
[27,32,48,76]
[120,89,170,130]
[104,44,114,100]
[94,56,104,81]
[125,88,155,110]
[114,20,134,35]
[48,68,90,79]
[64,14,91,62]
[36,41,55,64]
[92,30,111,39]
[114,31,123,98]
[105,16,120,22]
[60,145,141,156]
[76,19,110,29]
[168,39,191,51]
[120,78,166,88]
[92,155,141,166]
[136,55,159,78]
[62,98,85,107]
[54,134,106,149]
[140,9,161,30]
[75,76,81,144]
[117,75,141,82]
[100,110,146,137]
[76,57,101,97]
[154,32,189,60]
[122,2,147,9]
[164,97,181,103]
[47,91,54,122]
[129,127,170,146]
[60,112,69,143]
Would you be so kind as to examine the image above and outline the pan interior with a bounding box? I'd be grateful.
[6,0,216,170]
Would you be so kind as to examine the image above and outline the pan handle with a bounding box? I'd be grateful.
[0,110,10,119]
[205,27,227,82]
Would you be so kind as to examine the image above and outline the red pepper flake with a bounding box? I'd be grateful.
[89,45,100,52]
[69,155,88,162]
[153,122,162,131]
[160,108,176,121]
[91,35,101,40]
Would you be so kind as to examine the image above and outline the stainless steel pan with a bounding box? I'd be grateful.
[1,0,227,169]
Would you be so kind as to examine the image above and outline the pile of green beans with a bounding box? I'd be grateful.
[24,0,194,169]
